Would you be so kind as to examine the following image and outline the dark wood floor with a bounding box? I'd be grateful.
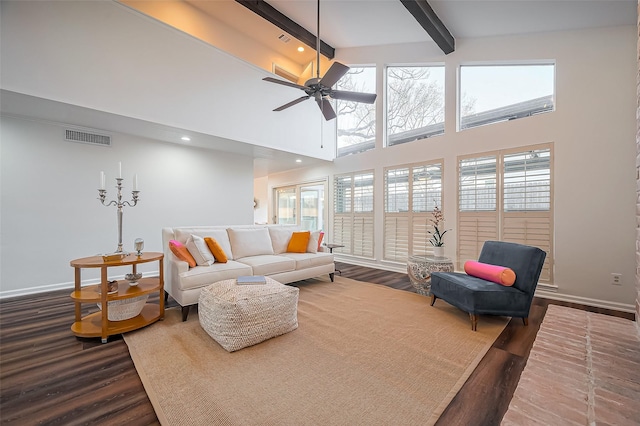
[1,262,634,425]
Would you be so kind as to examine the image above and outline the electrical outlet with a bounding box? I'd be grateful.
[611,273,622,285]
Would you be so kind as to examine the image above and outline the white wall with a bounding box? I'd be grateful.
[261,25,638,311]
[0,116,254,297]
[0,0,335,160]
[253,175,269,224]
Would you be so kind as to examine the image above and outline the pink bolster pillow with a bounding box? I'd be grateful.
[464,261,516,286]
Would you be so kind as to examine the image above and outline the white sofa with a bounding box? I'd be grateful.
[162,225,335,320]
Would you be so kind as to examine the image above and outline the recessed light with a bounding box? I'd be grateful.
[181,136,191,142]
[295,159,302,163]
[297,46,304,52]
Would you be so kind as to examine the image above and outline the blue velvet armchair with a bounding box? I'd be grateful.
[430,241,546,331]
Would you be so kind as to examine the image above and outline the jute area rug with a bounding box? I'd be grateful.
[502,304,640,425]
[124,276,508,426]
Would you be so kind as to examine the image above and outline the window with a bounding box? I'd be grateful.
[386,66,445,146]
[457,145,553,283]
[333,171,374,258]
[459,64,555,131]
[336,67,376,157]
[274,181,327,232]
[384,161,443,262]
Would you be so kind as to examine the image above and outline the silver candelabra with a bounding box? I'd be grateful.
[98,177,140,254]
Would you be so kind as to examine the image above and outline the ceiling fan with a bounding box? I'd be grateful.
[262,0,377,120]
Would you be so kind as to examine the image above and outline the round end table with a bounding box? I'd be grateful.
[407,255,454,296]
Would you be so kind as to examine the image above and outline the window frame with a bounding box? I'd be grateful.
[456,143,554,283]
[384,64,446,147]
[335,66,377,157]
[332,170,375,258]
[457,62,556,132]
[383,160,444,263]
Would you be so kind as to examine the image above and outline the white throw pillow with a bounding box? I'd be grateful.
[306,230,322,253]
[269,227,295,254]
[227,228,275,259]
[186,234,215,266]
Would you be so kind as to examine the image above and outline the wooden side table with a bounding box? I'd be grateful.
[70,252,164,343]
[407,255,454,296]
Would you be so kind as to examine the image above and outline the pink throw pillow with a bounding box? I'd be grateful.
[169,240,196,268]
[464,260,516,286]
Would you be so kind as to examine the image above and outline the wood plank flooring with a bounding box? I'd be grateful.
[0,262,634,425]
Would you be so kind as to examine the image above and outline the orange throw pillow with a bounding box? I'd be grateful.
[169,240,196,268]
[287,231,311,253]
[204,237,228,263]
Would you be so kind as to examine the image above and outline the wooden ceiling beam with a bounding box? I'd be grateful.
[400,0,455,54]
[235,0,335,60]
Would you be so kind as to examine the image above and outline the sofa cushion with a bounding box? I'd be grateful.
[175,228,234,260]
[228,228,274,259]
[236,255,295,276]
[281,252,334,270]
[269,227,296,254]
[186,235,215,266]
[287,231,311,253]
[177,261,252,291]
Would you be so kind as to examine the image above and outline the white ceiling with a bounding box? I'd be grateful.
[188,0,637,58]
[4,0,637,178]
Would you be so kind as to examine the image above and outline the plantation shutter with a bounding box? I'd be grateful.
[332,175,351,253]
[412,164,442,257]
[352,215,374,257]
[502,148,553,282]
[457,145,554,283]
[332,214,352,253]
[384,162,443,262]
[333,171,374,258]
[411,214,431,256]
[384,168,409,261]
[457,155,498,269]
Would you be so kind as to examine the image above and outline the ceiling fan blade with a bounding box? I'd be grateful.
[319,62,350,88]
[316,98,336,121]
[274,96,311,111]
[330,90,377,104]
[263,77,308,91]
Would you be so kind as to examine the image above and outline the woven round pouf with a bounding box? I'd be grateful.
[198,277,299,352]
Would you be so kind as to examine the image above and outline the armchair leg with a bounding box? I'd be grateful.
[164,291,169,304]
[469,314,478,331]
[329,273,335,282]
[522,317,529,326]
[430,294,437,306]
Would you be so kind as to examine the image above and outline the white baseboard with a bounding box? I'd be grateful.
[535,289,636,314]
[335,256,636,315]
[334,255,407,274]
[0,270,160,300]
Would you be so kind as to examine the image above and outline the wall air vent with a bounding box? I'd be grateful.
[277,33,291,43]
[64,129,111,147]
